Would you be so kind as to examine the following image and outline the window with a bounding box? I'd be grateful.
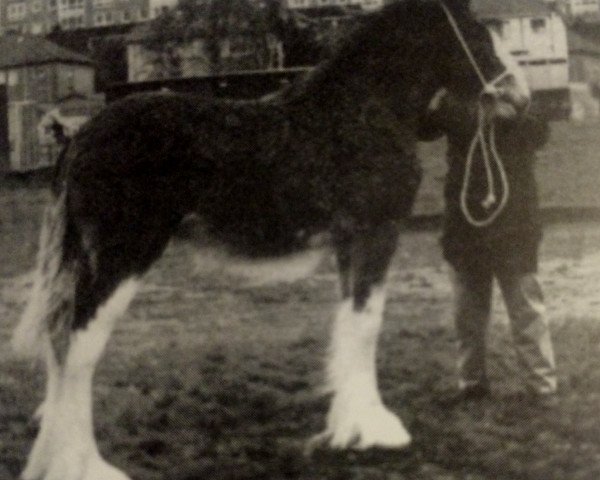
[59,0,83,10]
[8,70,19,87]
[63,67,75,93]
[530,18,546,33]
[93,10,114,25]
[63,15,84,28]
[7,3,27,21]
[486,19,504,38]
[31,21,44,33]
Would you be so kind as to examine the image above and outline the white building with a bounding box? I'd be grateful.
[0,0,178,34]
[473,0,569,99]
[148,0,177,19]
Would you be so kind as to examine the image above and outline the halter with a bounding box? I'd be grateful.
[439,1,514,228]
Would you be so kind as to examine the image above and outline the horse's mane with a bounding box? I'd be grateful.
[285,0,442,100]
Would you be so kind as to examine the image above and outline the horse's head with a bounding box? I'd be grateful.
[432,0,530,119]
[300,0,529,122]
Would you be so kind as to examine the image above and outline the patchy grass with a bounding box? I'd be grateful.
[1,119,600,479]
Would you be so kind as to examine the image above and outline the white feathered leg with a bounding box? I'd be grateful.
[22,279,138,480]
[315,286,411,450]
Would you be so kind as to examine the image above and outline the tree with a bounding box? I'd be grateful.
[142,0,276,74]
[141,0,334,75]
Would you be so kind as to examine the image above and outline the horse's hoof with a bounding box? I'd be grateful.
[80,456,131,480]
[349,406,412,450]
[316,403,412,451]
[22,453,131,480]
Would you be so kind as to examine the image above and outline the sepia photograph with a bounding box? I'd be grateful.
[1,0,600,478]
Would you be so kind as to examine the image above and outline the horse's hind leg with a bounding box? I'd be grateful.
[313,221,411,450]
[22,260,139,480]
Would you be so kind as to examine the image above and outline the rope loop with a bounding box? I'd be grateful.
[459,104,509,228]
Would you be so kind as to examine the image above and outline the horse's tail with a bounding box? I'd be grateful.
[12,189,76,358]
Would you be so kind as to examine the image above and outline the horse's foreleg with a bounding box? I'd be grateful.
[23,277,139,480]
[313,222,411,450]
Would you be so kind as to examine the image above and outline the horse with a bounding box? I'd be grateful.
[13,1,530,479]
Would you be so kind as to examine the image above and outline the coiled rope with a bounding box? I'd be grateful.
[460,105,510,227]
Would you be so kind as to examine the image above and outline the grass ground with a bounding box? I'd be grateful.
[1,119,600,480]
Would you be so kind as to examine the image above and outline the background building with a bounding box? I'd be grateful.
[0,0,177,34]
[0,35,93,102]
[0,35,102,171]
[559,0,600,17]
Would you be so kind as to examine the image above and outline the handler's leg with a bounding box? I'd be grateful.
[452,265,493,392]
[497,271,557,395]
[314,222,411,450]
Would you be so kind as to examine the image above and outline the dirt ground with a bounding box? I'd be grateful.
[1,120,600,480]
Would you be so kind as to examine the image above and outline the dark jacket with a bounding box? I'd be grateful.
[418,96,549,273]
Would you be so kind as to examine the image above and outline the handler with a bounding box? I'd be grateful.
[418,89,558,401]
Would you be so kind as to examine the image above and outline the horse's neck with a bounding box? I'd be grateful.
[283,64,439,138]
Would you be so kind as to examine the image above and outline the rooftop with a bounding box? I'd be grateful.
[472,0,552,19]
[0,35,92,69]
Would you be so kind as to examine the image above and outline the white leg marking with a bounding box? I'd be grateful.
[22,279,138,480]
[317,287,411,450]
[32,345,60,424]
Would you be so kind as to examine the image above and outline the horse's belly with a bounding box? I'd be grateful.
[191,244,329,286]
[177,214,330,286]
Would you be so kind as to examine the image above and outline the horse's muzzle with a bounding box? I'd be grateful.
[481,73,531,118]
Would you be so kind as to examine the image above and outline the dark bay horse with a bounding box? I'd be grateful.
[14,1,529,479]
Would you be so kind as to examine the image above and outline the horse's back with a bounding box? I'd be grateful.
[65,93,210,176]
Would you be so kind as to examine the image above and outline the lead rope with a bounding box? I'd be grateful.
[439,1,512,227]
[460,105,510,227]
